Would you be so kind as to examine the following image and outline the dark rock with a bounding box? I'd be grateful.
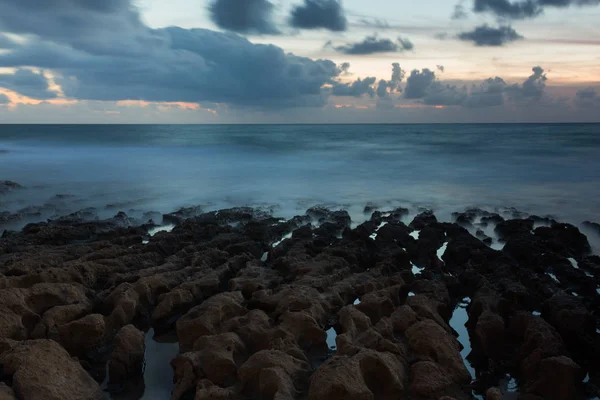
[409,211,437,230]
[0,340,103,400]
[109,325,145,385]
[0,181,22,195]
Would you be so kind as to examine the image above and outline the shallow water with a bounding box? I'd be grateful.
[1,124,600,251]
[139,330,179,400]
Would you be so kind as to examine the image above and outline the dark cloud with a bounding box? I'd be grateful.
[472,0,600,20]
[423,83,468,106]
[331,77,376,97]
[452,4,469,19]
[289,0,347,31]
[0,69,57,99]
[377,63,406,98]
[0,1,352,108]
[463,77,507,107]
[575,87,600,107]
[0,93,9,104]
[506,66,547,99]
[404,69,436,99]
[337,62,351,75]
[437,65,445,72]
[209,0,279,34]
[329,35,414,55]
[458,25,523,46]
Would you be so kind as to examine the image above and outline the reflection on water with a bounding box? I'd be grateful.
[326,328,337,351]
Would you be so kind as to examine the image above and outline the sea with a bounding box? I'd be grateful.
[1,123,600,249]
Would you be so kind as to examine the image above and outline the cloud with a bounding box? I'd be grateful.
[328,35,414,55]
[436,65,445,73]
[458,25,523,46]
[423,83,468,106]
[289,0,347,31]
[472,0,600,20]
[452,4,469,19]
[0,33,16,49]
[575,87,600,108]
[0,1,351,108]
[0,93,9,104]
[377,63,406,98]
[331,77,377,97]
[208,0,279,34]
[463,77,507,107]
[404,69,436,99]
[506,66,547,99]
[0,69,57,99]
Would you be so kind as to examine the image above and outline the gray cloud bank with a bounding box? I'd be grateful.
[289,0,347,31]
[473,0,600,19]
[0,0,596,120]
[458,25,523,46]
[329,35,414,55]
[209,0,279,34]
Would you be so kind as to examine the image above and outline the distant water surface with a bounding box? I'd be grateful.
[1,124,599,243]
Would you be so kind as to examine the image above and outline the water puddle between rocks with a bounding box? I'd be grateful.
[369,222,388,240]
[532,311,541,316]
[326,328,337,351]
[408,292,415,297]
[547,272,560,283]
[409,230,420,240]
[353,298,361,305]
[437,242,448,262]
[261,252,268,262]
[140,330,179,400]
[449,297,483,399]
[411,263,424,276]
[568,258,580,269]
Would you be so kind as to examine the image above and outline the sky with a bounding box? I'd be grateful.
[0,0,599,123]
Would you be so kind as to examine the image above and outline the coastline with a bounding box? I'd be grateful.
[0,197,599,399]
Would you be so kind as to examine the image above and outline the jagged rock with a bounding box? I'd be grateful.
[0,340,103,400]
[486,387,502,400]
[409,211,437,230]
[109,325,145,385]
[238,350,310,399]
[526,356,582,400]
[0,383,16,400]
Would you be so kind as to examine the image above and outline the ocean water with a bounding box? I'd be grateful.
[1,124,599,243]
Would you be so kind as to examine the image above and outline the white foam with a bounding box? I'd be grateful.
[568,258,579,269]
[409,230,420,240]
[272,232,293,247]
[437,242,448,262]
[148,224,175,236]
[411,263,424,275]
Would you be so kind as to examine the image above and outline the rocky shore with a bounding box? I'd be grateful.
[0,195,599,399]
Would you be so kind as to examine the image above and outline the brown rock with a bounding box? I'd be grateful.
[177,292,246,351]
[486,387,502,400]
[58,313,105,353]
[475,311,505,359]
[192,332,247,386]
[308,356,372,400]
[389,305,418,333]
[0,339,103,400]
[195,379,240,400]
[526,356,582,400]
[238,350,309,399]
[405,320,470,384]
[409,361,454,397]
[109,325,145,385]
[0,383,16,400]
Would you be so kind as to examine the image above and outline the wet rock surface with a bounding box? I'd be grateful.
[0,205,598,399]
